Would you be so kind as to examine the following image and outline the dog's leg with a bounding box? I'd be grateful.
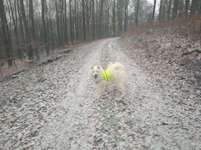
[117,81,126,95]
[97,86,103,97]
[97,83,105,98]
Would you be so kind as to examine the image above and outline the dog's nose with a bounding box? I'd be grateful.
[94,74,98,79]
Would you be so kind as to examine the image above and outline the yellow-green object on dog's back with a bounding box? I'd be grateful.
[101,69,114,81]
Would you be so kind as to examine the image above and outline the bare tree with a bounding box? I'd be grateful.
[112,0,116,36]
[92,0,96,39]
[41,0,49,54]
[82,0,86,40]
[152,0,157,20]
[99,0,105,37]
[135,0,140,26]
[185,0,190,17]
[191,0,199,16]
[124,0,129,31]
[167,0,173,19]
[172,0,179,19]
[0,0,13,65]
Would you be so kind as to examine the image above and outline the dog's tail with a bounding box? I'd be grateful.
[113,62,125,70]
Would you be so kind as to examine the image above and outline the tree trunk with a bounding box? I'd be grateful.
[20,0,33,59]
[92,0,95,39]
[82,0,86,40]
[124,0,129,32]
[69,0,74,43]
[29,0,38,59]
[135,0,140,26]
[41,0,49,55]
[64,0,68,44]
[74,0,79,42]
[152,0,157,21]
[29,0,35,40]
[167,0,172,20]
[159,0,163,21]
[7,0,23,59]
[117,0,124,34]
[191,0,198,16]
[0,0,13,65]
[112,0,116,36]
[99,0,104,37]
[17,0,25,44]
[172,0,179,19]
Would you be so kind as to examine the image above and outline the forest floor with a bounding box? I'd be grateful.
[0,30,201,149]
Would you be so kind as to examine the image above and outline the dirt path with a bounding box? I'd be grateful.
[0,38,201,150]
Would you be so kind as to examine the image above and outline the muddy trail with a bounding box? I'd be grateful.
[0,38,201,150]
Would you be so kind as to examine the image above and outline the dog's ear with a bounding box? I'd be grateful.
[107,62,112,67]
[108,62,112,66]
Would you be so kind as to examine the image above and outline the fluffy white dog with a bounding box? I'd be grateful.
[91,62,128,96]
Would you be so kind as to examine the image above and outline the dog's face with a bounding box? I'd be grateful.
[91,65,103,82]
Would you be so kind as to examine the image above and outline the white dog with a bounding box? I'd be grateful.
[91,62,128,96]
